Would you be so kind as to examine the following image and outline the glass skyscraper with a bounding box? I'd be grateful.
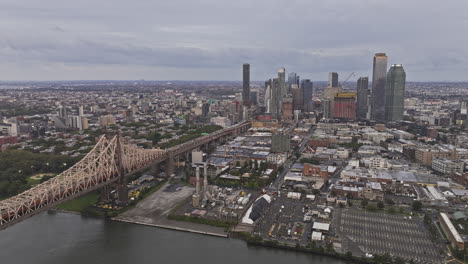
[242,63,250,105]
[371,53,388,121]
[384,64,406,121]
[356,77,369,119]
[278,67,287,96]
[301,79,313,112]
[328,72,339,88]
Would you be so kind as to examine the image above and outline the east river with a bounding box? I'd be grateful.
[0,212,349,264]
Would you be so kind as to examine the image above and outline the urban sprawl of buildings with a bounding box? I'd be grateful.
[1,52,468,264]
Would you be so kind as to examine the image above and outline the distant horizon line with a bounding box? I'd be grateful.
[1,80,467,83]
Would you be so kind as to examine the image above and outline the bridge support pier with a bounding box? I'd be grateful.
[116,184,128,204]
[166,154,175,177]
[151,163,161,177]
[101,185,112,201]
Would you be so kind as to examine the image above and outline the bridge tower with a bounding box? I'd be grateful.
[166,152,175,177]
[115,133,129,204]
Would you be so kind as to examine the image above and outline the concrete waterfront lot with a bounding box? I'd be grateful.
[114,182,228,237]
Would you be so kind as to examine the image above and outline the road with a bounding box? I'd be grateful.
[269,126,316,190]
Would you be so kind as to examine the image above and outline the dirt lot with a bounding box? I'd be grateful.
[114,183,228,236]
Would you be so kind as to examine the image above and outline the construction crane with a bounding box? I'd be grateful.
[339,72,355,89]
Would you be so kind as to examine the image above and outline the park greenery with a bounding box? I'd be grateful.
[57,192,99,212]
[214,160,275,189]
[0,150,79,199]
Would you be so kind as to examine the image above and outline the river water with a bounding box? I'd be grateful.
[0,212,349,264]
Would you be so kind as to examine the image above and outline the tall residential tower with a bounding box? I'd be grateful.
[370,53,388,121]
[301,79,314,112]
[328,72,339,88]
[356,77,369,119]
[385,64,406,121]
[242,63,250,105]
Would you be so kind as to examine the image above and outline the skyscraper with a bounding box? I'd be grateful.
[264,80,272,114]
[278,67,287,96]
[301,79,314,112]
[328,72,339,88]
[271,78,281,119]
[291,84,303,111]
[249,89,259,105]
[78,105,84,116]
[288,72,299,92]
[333,93,356,120]
[356,77,369,119]
[385,64,406,121]
[242,63,250,105]
[370,53,388,121]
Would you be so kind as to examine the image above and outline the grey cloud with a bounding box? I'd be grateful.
[0,0,467,81]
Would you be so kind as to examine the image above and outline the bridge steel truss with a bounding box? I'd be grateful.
[0,121,250,230]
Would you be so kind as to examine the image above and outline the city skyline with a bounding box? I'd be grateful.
[0,0,467,81]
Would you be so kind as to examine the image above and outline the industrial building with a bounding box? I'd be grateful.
[438,212,465,250]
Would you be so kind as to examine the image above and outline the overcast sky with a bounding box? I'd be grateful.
[0,0,467,81]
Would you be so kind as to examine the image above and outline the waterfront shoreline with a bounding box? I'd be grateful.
[53,209,363,263]
[112,218,228,238]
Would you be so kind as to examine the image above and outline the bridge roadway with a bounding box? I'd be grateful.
[0,121,251,230]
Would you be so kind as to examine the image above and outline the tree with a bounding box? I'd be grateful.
[388,207,396,214]
[361,199,368,208]
[278,166,284,173]
[377,201,385,210]
[424,214,431,225]
[412,200,423,211]
[393,256,405,264]
[366,204,377,211]
[312,189,321,195]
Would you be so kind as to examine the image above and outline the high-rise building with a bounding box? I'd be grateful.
[242,63,250,105]
[323,99,333,119]
[291,84,303,111]
[58,105,67,119]
[69,115,83,130]
[356,77,369,119]
[460,100,468,115]
[384,64,406,121]
[249,89,259,105]
[333,93,356,120]
[301,79,314,112]
[371,53,388,121]
[288,72,299,93]
[264,80,272,114]
[281,98,293,122]
[81,116,89,130]
[78,105,84,116]
[328,72,339,88]
[271,78,281,119]
[278,67,287,96]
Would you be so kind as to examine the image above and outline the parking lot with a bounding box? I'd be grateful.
[331,208,444,263]
[254,193,317,245]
